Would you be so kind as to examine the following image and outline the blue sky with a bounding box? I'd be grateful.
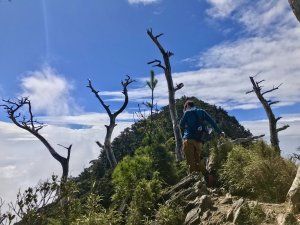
[1,0,300,208]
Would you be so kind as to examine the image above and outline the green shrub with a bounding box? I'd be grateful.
[126,174,163,225]
[112,143,178,205]
[112,143,179,224]
[135,144,178,184]
[220,141,297,202]
[235,203,265,225]
[153,203,184,225]
[72,193,122,225]
[112,153,154,204]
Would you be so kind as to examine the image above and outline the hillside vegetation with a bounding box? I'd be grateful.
[1,97,299,225]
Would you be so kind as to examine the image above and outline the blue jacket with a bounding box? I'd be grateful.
[180,107,222,140]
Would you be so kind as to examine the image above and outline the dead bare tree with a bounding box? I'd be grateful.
[1,97,72,181]
[147,28,184,161]
[87,75,134,168]
[246,75,289,153]
[286,166,300,213]
[288,0,300,22]
[286,146,300,213]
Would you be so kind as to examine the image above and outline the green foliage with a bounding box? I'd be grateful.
[112,153,153,204]
[2,176,123,225]
[75,165,114,209]
[19,96,254,224]
[55,180,82,225]
[220,141,297,202]
[126,174,162,225]
[136,144,178,184]
[282,213,299,225]
[234,203,266,225]
[112,141,178,204]
[71,193,122,225]
[112,142,179,224]
[153,203,184,225]
[5,175,59,225]
[74,96,252,208]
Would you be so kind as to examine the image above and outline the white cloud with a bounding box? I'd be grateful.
[241,114,300,157]
[0,113,133,210]
[237,0,295,34]
[20,66,82,116]
[117,0,300,110]
[128,0,159,5]
[206,0,245,18]
[206,0,297,34]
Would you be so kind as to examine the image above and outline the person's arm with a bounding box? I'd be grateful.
[202,111,222,134]
[179,112,187,129]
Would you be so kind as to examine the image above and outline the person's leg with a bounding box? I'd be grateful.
[192,140,203,173]
[183,140,195,173]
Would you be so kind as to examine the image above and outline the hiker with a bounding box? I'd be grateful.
[180,100,225,174]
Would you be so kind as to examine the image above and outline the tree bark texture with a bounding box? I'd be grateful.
[147,29,184,161]
[286,166,300,213]
[1,98,71,181]
[247,76,289,153]
[88,76,134,168]
[289,0,300,22]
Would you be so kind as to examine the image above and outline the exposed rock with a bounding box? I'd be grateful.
[220,194,233,205]
[156,173,299,225]
[163,172,205,199]
[184,195,213,225]
[277,213,299,225]
[164,172,208,206]
[286,166,300,213]
[185,207,201,225]
[226,198,244,221]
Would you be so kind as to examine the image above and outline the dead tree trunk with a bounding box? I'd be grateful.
[87,75,134,168]
[147,29,184,161]
[286,166,300,213]
[246,76,289,153]
[1,97,72,182]
[289,0,300,22]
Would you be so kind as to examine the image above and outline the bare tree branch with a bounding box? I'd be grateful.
[268,100,280,106]
[291,153,300,161]
[87,79,112,116]
[174,83,184,92]
[231,134,265,144]
[257,79,265,85]
[247,76,288,153]
[115,75,135,117]
[155,33,163,39]
[1,97,71,180]
[262,83,283,96]
[147,28,184,161]
[276,124,290,133]
[246,90,255,94]
[88,76,134,168]
[96,141,104,149]
[147,59,166,70]
[57,144,72,161]
[288,0,300,23]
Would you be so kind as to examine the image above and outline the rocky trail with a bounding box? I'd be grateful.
[161,173,300,225]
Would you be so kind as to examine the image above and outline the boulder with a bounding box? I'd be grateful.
[184,195,213,225]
